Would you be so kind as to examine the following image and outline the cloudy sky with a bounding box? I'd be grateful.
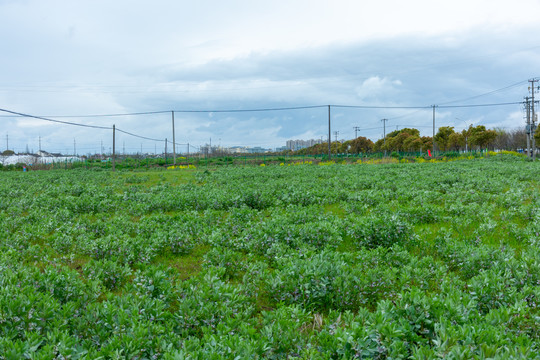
[1,0,540,154]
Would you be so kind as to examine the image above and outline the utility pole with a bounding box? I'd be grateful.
[328,105,331,159]
[530,79,538,160]
[334,131,339,143]
[381,119,388,157]
[5,133,8,150]
[187,143,190,156]
[526,97,531,157]
[172,111,176,165]
[39,136,42,152]
[534,109,538,161]
[112,125,116,172]
[353,126,360,139]
[381,119,388,145]
[165,138,167,164]
[73,138,76,156]
[100,139,103,155]
[432,105,437,153]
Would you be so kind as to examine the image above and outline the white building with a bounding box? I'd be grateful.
[286,139,323,151]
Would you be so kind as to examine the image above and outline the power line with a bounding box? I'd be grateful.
[172,105,327,113]
[386,108,428,121]
[0,101,524,119]
[437,79,528,106]
[0,110,170,118]
[0,105,326,118]
[332,104,429,110]
[115,128,165,142]
[0,107,111,129]
[438,101,522,109]
[0,98,528,153]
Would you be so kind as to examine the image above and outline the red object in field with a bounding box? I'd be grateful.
[428,149,432,157]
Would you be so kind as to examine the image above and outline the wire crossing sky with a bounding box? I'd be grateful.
[1,0,540,153]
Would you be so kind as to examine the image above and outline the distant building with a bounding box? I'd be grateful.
[198,145,270,154]
[286,139,323,151]
[228,146,248,154]
[36,150,53,157]
[247,147,270,154]
[200,144,227,155]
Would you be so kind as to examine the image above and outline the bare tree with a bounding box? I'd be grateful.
[0,150,14,166]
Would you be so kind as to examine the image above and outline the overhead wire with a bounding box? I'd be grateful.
[115,128,165,143]
[171,105,327,113]
[0,92,530,151]
[438,101,523,108]
[0,107,111,130]
[437,79,528,106]
[0,100,524,119]
[332,104,430,110]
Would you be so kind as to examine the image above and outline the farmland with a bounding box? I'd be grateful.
[1,154,540,359]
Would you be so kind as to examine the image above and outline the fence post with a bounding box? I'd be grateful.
[112,124,116,172]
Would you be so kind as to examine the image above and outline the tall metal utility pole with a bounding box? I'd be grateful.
[381,119,388,145]
[73,138,76,156]
[328,105,331,160]
[164,138,167,164]
[112,125,116,172]
[172,111,176,165]
[530,79,538,160]
[39,136,42,152]
[353,126,360,139]
[5,133,8,150]
[526,97,531,157]
[432,105,437,153]
[334,131,339,143]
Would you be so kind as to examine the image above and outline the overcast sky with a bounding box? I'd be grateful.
[2,0,540,154]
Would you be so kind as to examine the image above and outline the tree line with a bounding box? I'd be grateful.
[295,126,539,154]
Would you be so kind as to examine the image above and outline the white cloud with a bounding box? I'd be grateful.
[355,76,402,101]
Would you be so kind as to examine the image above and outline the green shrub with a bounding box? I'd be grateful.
[83,259,132,290]
[347,214,413,249]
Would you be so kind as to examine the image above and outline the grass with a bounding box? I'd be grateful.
[154,244,210,281]
[119,169,196,187]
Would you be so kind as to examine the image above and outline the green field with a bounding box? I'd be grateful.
[1,154,540,359]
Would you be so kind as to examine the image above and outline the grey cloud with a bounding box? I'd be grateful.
[2,3,539,153]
